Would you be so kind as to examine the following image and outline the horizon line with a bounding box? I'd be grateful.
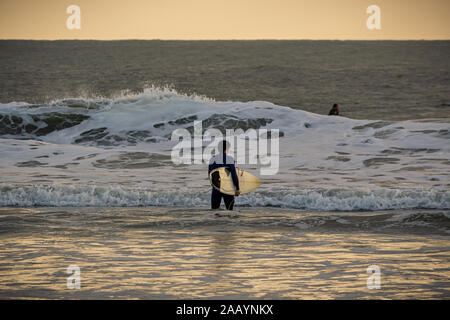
[1,38,450,41]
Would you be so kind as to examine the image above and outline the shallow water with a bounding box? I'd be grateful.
[0,207,448,299]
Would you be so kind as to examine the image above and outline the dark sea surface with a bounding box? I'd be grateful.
[0,40,449,120]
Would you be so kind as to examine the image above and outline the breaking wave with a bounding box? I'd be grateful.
[0,184,448,211]
[0,86,449,211]
[0,87,280,146]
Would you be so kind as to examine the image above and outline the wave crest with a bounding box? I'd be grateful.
[1,184,448,211]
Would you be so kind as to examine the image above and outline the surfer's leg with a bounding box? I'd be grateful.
[211,189,221,209]
[223,194,235,211]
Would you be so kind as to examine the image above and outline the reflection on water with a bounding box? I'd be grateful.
[0,207,449,299]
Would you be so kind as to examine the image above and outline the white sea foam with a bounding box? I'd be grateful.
[0,87,449,209]
[0,183,448,211]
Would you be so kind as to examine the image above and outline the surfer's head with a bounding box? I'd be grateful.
[219,140,230,153]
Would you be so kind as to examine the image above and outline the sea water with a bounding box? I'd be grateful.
[0,40,449,299]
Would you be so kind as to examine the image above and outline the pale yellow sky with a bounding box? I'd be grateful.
[0,0,449,40]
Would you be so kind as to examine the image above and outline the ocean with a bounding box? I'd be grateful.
[0,40,449,299]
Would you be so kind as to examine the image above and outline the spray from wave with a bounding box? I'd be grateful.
[0,86,449,210]
[0,86,280,146]
[0,184,448,211]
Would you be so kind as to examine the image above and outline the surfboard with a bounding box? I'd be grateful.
[209,167,261,195]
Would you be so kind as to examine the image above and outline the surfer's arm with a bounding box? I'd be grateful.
[228,164,240,191]
[208,164,214,180]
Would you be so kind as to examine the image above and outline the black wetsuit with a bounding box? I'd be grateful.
[208,153,240,210]
[329,109,339,116]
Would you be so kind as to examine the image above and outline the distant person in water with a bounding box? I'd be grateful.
[208,140,240,210]
[329,104,340,116]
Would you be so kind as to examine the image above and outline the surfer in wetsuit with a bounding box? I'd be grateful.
[208,140,240,210]
[328,103,340,116]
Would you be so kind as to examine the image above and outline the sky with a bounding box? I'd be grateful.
[0,0,449,40]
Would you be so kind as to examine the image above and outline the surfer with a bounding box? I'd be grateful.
[208,140,240,210]
[328,103,340,116]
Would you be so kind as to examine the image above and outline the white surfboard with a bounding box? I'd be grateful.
[209,167,261,195]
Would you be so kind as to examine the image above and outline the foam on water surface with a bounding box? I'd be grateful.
[0,87,449,210]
